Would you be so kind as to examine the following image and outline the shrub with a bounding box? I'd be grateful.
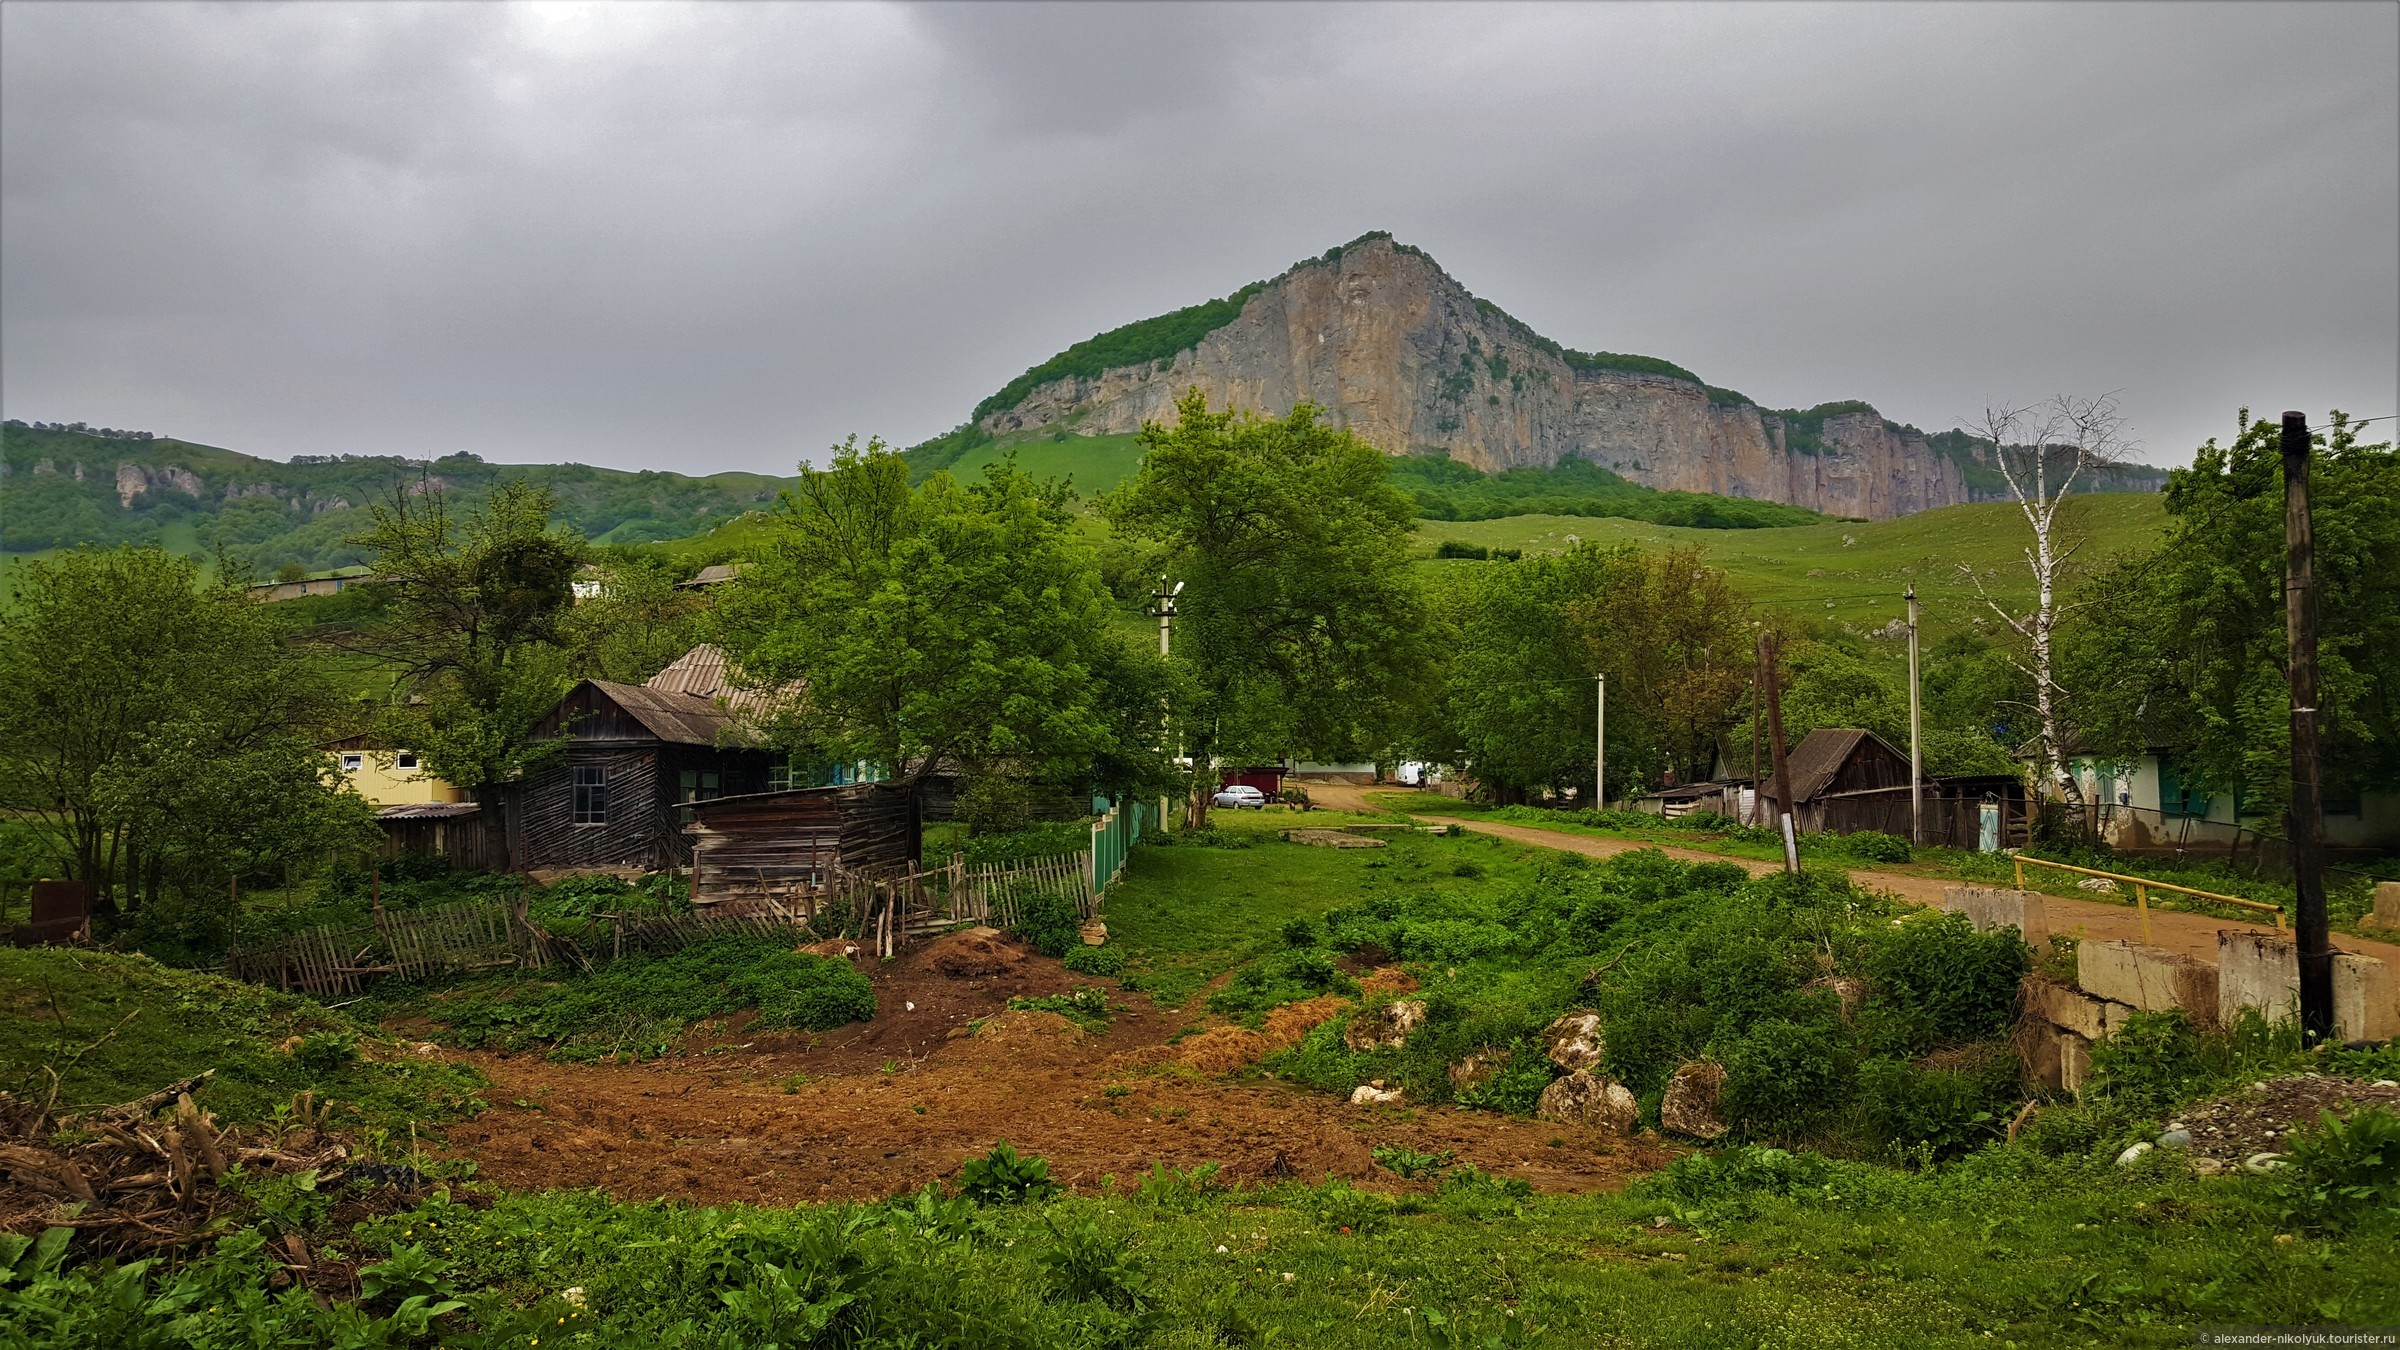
[1371,1146,1454,1179]
[1298,1177,1392,1234]
[1858,913,2029,1055]
[1135,1161,1224,1213]
[2275,1106,2400,1231]
[290,1031,358,1077]
[1007,986,1114,1032]
[957,1141,1057,1204]
[1718,1017,1856,1140]
[1455,1040,1559,1115]
[1278,916,1317,948]
[1854,1054,2009,1160]
[1644,1145,1831,1203]
[959,820,1091,867]
[1011,891,1083,957]
[1038,1217,1155,1313]
[2085,1009,2208,1115]
[1060,944,1126,977]
[1207,947,1355,1018]
[732,954,876,1032]
[1824,830,1911,863]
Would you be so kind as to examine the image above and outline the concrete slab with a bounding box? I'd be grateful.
[2217,931,2396,1042]
[2032,981,2139,1041]
[2374,881,2400,931]
[2078,939,2219,1021]
[1938,886,2049,948]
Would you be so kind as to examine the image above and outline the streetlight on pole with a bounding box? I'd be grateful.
[1154,578,1184,829]
[1905,585,1922,846]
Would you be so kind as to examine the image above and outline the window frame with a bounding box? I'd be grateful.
[571,764,609,826]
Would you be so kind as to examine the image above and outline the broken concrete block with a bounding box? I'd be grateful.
[1939,886,2049,948]
[2335,952,2396,1043]
[2373,881,2400,930]
[2217,932,2396,1042]
[2078,940,2218,1021]
[1349,1082,1404,1106]
[2219,931,2299,1026]
[2032,980,2139,1041]
[2025,1024,2094,1093]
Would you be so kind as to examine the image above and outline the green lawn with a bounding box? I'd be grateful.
[1415,493,2166,648]
[1102,810,1541,1007]
[949,431,1147,499]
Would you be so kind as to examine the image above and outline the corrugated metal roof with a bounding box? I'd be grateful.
[376,802,482,820]
[643,644,800,718]
[587,679,737,746]
[678,563,750,588]
[645,644,734,698]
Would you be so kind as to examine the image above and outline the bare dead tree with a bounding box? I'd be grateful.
[1964,394,2130,808]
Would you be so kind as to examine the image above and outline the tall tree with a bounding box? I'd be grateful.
[345,480,584,795]
[1104,394,1423,826]
[559,553,710,684]
[2070,410,2398,817]
[1968,394,2127,804]
[718,438,1166,813]
[0,547,373,919]
[1567,545,1754,790]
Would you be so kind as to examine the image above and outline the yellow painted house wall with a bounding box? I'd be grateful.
[331,751,465,806]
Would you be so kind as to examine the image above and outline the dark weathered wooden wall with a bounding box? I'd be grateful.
[688,782,920,902]
[517,747,663,871]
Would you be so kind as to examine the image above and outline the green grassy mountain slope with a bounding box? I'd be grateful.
[1,421,799,574]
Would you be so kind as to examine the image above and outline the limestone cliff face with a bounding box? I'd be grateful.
[976,236,1969,520]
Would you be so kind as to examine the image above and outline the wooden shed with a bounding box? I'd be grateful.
[681,782,919,905]
[1762,728,1912,832]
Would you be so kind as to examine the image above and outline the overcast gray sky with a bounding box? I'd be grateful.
[4,1,2394,475]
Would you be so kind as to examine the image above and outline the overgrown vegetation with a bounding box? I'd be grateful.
[356,932,874,1062]
[0,946,484,1133]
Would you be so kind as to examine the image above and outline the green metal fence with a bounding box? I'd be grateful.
[1089,794,1151,898]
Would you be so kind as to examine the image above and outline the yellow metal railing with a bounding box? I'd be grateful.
[2012,854,2285,944]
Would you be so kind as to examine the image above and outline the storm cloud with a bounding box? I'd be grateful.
[3,1,2393,473]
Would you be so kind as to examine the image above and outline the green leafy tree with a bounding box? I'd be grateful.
[559,554,710,684]
[0,547,373,917]
[718,438,1165,815]
[1104,394,1423,826]
[345,480,584,795]
[2070,410,2398,816]
[1424,544,1752,801]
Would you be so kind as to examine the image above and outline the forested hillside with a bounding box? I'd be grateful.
[0,422,797,573]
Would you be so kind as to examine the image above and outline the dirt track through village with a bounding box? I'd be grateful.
[1297,782,2400,1024]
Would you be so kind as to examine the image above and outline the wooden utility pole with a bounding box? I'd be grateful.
[1906,585,1923,846]
[1762,631,1798,873]
[2282,412,2332,1043]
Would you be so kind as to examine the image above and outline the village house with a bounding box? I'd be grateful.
[2040,744,2400,853]
[326,737,465,807]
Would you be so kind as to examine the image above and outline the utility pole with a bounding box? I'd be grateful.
[1595,674,1606,812]
[2282,412,2332,1044]
[1762,631,1798,874]
[1749,636,1763,826]
[1906,585,1923,847]
[1154,577,1184,831]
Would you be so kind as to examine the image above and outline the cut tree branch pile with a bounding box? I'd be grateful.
[1,1071,353,1258]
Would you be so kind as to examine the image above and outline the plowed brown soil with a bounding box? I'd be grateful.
[430,933,1673,1205]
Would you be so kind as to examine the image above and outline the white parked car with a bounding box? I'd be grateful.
[1212,784,1267,810]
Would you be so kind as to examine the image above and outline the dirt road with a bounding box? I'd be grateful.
[1300,779,2400,1020]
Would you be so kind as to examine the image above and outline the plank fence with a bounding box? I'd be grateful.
[231,797,1157,997]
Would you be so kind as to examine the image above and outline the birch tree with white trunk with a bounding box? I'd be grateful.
[1968,394,2129,808]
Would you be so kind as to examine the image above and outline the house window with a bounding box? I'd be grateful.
[395,752,418,771]
[2159,759,2209,818]
[679,769,721,803]
[572,765,609,825]
[340,754,363,772]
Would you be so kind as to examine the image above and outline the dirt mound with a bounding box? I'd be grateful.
[974,1008,1086,1049]
[1357,967,1418,996]
[2173,1074,2400,1168]
[1174,995,1349,1074]
[926,927,1025,979]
